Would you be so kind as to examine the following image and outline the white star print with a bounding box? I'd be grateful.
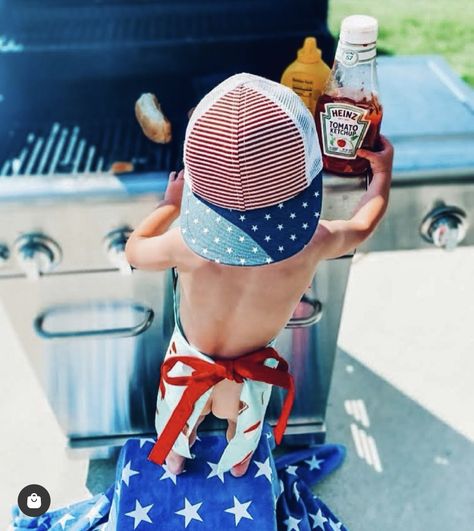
[293,482,300,501]
[224,496,253,525]
[305,455,324,470]
[193,218,199,224]
[328,518,343,530]
[191,238,196,244]
[251,225,258,232]
[57,513,75,529]
[283,515,301,531]
[121,461,140,487]
[203,227,209,234]
[138,438,155,448]
[264,235,271,242]
[302,202,308,208]
[290,234,296,241]
[302,223,309,229]
[277,224,284,230]
[216,217,221,223]
[239,236,245,242]
[309,508,328,530]
[181,228,187,234]
[314,191,320,197]
[206,461,225,483]
[85,503,103,524]
[226,247,233,254]
[215,259,221,263]
[314,211,320,218]
[265,213,271,220]
[290,213,296,219]
[254,457,273,483]
[266,257,273,263]
[175,498,203,528]
[159,464,178,485]
[205,207,211,214]
[278,246,284,252]
[227,226,233,232]
[202,248,208,254]
[240,258,246,264]
[185,209,190,214]
[214,237,220,243]
[286,465,298,476]
[252,247,258,253]
[125,500,153,529]
[239,215,246,221]
[278,203,284,209]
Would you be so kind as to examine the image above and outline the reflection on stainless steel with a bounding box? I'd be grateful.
[285,295,323,329]
[14,233,62,281]
[420,204,468,251]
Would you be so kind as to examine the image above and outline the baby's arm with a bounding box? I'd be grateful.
[125,170,184,270]
[317,135,394,260]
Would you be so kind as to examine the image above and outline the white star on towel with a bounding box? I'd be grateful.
[305,455,324,471]
[57,513,75,529]
[202,248,208,254]
[293,482,300,501]
[85,503,103,524]
[328,518,343,530]
[206,461,225,483]
[278,246,285,252]
[277,224,284,230]
[205,207,211,213]
[289,212,296,219]
[302,223,309,229]
[193,218,199,224]
[125,500,153,529]
[203,227,209,234]
[239,236,245,242]
[226,247,233,254]
[286,465,299,476]
[254,457,273,483]
[252,247,258,253]
[159,464,178,485]
[314,191,320,197]
[175,498,203,528]
[302,202,308,208]
[265,257,273,264]
[214,237,220,243]
[239,215,246,221]
[251,225,258,232]
[227,226,233,232]
[225,496,253,525]
[309,509,328,529]
[290,234,297,241]
[240,258,246,264]
[264,235,271,242]
[278,203,284,209]
[314,211,320,218]
[121,460,140,486]
[283,515,301,531]
[265,213,271,220]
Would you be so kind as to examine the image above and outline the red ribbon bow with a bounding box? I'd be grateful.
[148,347,295,465]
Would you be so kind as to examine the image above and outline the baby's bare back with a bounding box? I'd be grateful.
[175,226,325,359]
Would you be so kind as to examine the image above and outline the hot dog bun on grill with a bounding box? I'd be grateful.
[135,93,172,144]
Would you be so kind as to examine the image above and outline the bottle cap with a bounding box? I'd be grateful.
[340,15,378,45]
[297,37,322,63]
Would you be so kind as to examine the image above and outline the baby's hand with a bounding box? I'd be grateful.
[357,135,394,177]
[164,169,185,207]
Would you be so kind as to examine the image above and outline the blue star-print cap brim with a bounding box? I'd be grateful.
[180,173,323,266]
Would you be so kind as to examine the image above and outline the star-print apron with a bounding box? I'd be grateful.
[148,268,295,473]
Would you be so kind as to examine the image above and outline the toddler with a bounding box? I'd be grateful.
[125,73,393,477]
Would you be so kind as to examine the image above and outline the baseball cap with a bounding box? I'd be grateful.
[180,72,323,266]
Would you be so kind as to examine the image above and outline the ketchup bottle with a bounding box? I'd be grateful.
[315,15,382,175]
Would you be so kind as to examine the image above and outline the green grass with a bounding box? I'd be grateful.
[329,0,474,86]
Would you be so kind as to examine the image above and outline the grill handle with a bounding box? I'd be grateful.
[34,302,154,339]
[286,295,323,329]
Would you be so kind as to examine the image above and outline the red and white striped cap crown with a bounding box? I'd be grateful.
[183,73,322,211]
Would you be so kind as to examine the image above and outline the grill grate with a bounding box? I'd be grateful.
[0,121,172,178]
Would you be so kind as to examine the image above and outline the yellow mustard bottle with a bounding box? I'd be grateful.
[281,37,331,116]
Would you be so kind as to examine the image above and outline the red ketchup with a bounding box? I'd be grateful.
[315,15,383,176]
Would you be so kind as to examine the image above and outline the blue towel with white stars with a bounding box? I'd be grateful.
[10,423,348,530]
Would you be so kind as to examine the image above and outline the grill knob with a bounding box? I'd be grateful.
[420,205,468,251]
[104,226,133,275]
[14,233,62,280]
[0,244,10,268]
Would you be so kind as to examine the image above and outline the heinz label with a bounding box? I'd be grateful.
[319,103,370,159]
